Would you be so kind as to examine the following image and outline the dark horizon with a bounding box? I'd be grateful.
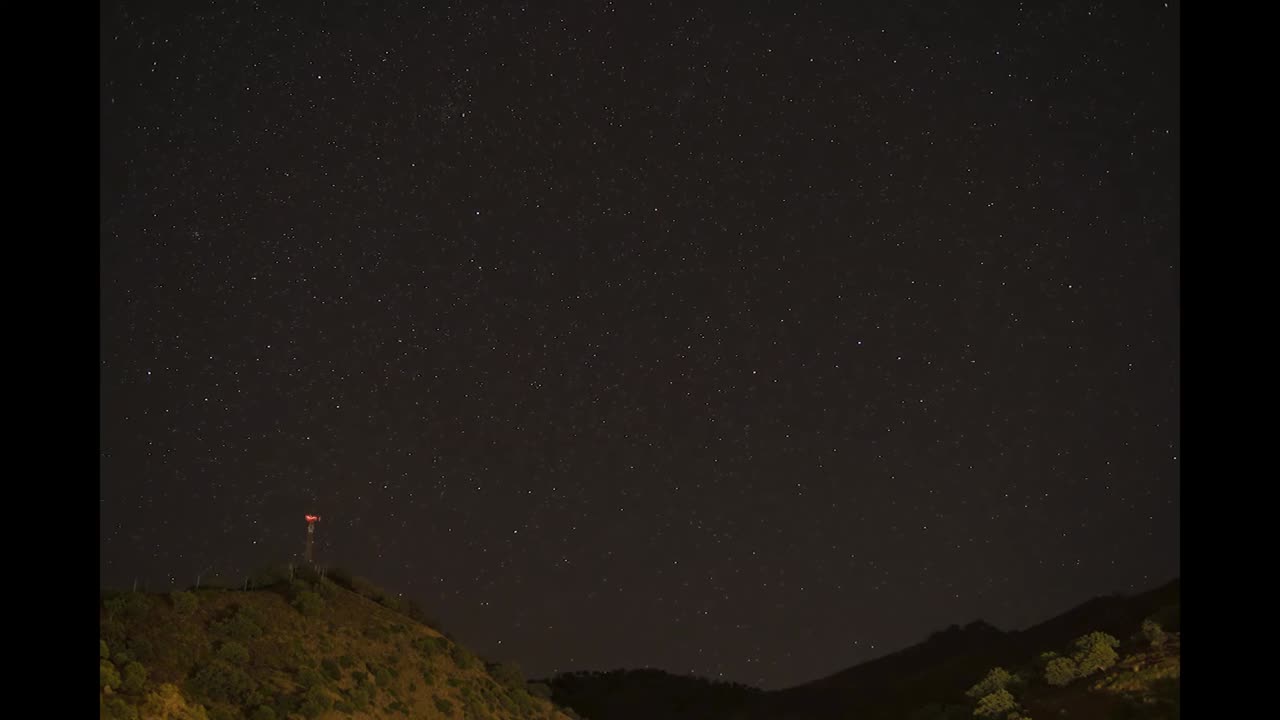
[101,0,1179,691]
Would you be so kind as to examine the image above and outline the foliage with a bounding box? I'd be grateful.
[170,591,199,615]
[216,640,249,665]
[1071,631,1120,677]
[122,661,149,694]
[1141,619,1167,647]
[298,685,333,718]
[527,681,553,699]
[102,695,140,720]
[210,605,265,642]
[321,657,341,681]
[296,665,325,689]
[450,642,478,670]
[1044,656,1079,686]
[141,683,210,720]
[102,639,111,659]
[249,707,276,720]
[192,661,255,704]
[101,660,122,691]
[973,688,1019,719]
[105,592,153,622]
[433,695,455,715]
[487,659,526,690]
[292,590,325,617]
[966,667,1015,699]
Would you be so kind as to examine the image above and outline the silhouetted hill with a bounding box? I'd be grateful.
[99,566,574,720]
[544,578,1180,720]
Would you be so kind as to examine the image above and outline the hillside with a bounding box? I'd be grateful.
[99,567,576,720]
[543,579,1180,720]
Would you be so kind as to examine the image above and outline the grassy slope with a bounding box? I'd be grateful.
[99,578,574,720]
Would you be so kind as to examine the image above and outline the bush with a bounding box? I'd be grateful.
[297,666,325,689]
[101,695,140,720]
[101,639,110,659]
[128,638,155,663]
[101,660,121,691]
[250,707,277,720]
[211,606,264,641]
[966,667,1014,699]
[321,657,342,681]
[487,660,526,690]
[122,661,148,694]
[293,590,326,617]
[973,689,1019,719]
[450,643,478,670]
[527,682,553,699]
[1141,619,1167,647]
[170,591,199,614]
[299,685,333,718]
[217,640,250,665]
[1045,656,1079,686]
[192,661,255,703]
[104,593,152,622]
[433,696,455,715]
[1071,632,1120,677]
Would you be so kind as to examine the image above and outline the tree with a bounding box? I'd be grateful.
[1141,619,1167,647]
[1071,631,1120,677]
[123,661,149,694]
[102,639,111,659]
[101,660,122,691]
[973,689,1019,719]
[216,641,250,665]
[965,667,1015,699]
[1044,656,1079,687]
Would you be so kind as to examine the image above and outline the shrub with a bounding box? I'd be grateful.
[104,592,153,622]
[973,689,1019,719]
[122,661,148,694]
[434,696,455,715]
[1141,619,1167,647]
[297,666,325,689]
[527,682,552,699]
[298,685,333,718]
[100,660,121,691]
[1071,632,1120,677]
[101,639,110,659]
[101,695,140,720]
[170,591,199,614]
[192,661,255,703]
[321,657,342,681]
[128,638,155,663]
[211,606,264,641]
[338,654,355,669]
[250,707,277,720]
[217,640,250,665]
[487,660,526,690]
[141,683,206,719]
[1045,656,1079,686]
[293,590,326,617]
[450,643,478,670]
[965,667,1014,699]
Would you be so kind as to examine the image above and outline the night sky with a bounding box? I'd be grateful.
[100,0,1180,691]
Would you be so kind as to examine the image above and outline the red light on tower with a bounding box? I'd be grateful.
[305,514,320,564]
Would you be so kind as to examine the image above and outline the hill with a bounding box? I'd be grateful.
[99,566,576,720]
[543,578,1180,720]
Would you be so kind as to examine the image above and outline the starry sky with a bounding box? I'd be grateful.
[100,0,1180,691]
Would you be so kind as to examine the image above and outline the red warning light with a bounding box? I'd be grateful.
[305,514,319,523]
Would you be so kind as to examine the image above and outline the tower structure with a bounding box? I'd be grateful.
[305,514,320,564]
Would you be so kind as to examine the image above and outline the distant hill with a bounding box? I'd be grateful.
[543,578,1180,720]
[99,566,575,720]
